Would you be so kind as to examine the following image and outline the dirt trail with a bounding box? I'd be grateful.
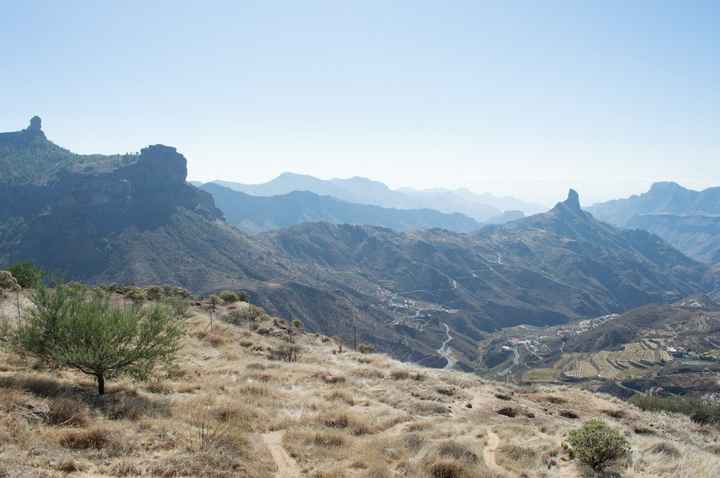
[483,428,504,474]
[262,430,301,478]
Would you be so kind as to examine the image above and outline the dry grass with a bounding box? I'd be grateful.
[1,298,719,477]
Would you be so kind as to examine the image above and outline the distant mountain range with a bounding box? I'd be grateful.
[1,118,716,368]
[590,182,720,264]
[211,173,544,221]
[200,182,482,233]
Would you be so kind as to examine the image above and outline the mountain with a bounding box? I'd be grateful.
[199,182,482,233]
[627,214,720,264]
[589,182,720,264]
[0,117,271,290]
[589,181,720,226]
[259,190,713,368]
[1,118,715,369]
[399,187,545,217]
[212,174,544,221]
[485,210,525,225]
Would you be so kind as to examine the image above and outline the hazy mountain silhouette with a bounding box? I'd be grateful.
[211,174,544,221]
[200,182,482,233]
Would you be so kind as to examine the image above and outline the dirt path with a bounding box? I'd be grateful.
[483,428,504,474]
[262,430,301,478]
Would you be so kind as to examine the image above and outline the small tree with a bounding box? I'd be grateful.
[566,419,630,472]
[7,262,45,289]
[13,284,184,395]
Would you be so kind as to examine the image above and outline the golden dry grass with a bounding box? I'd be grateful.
[0,298,719,477]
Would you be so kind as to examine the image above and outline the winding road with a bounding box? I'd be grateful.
[437,322,457,369]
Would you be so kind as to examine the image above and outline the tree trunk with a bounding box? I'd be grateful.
[97,375,105,395]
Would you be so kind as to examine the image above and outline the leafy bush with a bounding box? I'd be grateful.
[630,393,720,425]
[218,290,246,304]
[358,343,375,354]
[565,419,630,471]
[12,284,184,395]
[223,304,268,325]
[7,262,44,288]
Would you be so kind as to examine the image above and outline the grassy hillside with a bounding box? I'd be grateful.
[1,293,718,477]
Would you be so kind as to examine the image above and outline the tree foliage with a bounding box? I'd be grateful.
[566,419,630,471]
[7,261,45,288]
[12,284,184,395]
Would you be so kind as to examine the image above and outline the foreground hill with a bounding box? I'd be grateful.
[1,119,715,369]
[200,182,482,233]
[0,295,718,477]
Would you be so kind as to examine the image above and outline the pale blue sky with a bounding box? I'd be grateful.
[2,1,718,204]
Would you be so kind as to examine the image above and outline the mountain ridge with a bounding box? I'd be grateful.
[200,182,482,233]
[1,118,715,369]
[211,174,544,221]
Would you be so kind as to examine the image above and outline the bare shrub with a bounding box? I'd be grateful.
[425,460,471,478]
[496,407,518,418]
[269,344,301,362]
[46,397,89,427]
[319,412,373,435]
[59,427,113,450]
[647,441,680,458]
[437,441,478,464]
[313,430,346,447]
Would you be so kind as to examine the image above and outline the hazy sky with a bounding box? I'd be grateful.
[2,1,718,205]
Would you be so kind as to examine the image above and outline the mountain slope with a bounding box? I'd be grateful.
[213,174,544,220]
[261,191,713,368]
[1,119,715,370]
[627,214,720,264]
[200,182,482,233]
[589,182,720,264]
[589,182,720,226]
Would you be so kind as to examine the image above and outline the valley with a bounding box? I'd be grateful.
[476,298,720,400]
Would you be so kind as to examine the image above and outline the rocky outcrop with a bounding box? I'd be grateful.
[0,119,222,277]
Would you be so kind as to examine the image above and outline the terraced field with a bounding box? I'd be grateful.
[562,340,672,380]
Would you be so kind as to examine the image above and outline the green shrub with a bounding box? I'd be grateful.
[126,287,147,304]
[12,284,184,395]
[163,295,191,319]
[358,343,375,354]
[218,290,245,304]
[7,262,44,288]
[223,304,267,325]
[630,394,720,425]
[565,419,630,471]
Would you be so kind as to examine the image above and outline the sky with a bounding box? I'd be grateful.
[1,1,718,206]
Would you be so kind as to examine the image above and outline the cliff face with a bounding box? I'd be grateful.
[0,119,222,277]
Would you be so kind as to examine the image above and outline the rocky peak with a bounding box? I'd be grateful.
[558,188,581,212]
[649,181,684,193]
[28,116,42,133]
